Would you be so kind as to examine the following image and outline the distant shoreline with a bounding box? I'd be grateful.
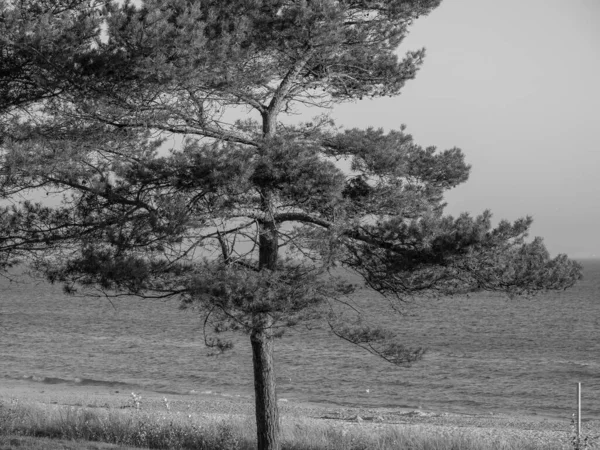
[2,375,596,424]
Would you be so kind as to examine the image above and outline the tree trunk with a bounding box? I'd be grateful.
[251,313,280,450]
[252,109,281,450]
[253,214,280,449]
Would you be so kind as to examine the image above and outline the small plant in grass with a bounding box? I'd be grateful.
[128,392,142,411]
[570,413,598,450]
[212,422,243,450]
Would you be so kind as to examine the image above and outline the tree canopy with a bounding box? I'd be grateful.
[0,1,582,449]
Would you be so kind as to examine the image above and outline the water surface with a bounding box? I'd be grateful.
[1,260,598,419]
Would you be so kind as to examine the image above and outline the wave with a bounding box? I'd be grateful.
[11,374,254,399]
[16,374,139,390]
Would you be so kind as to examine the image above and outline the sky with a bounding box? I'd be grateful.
[330,0,600,259]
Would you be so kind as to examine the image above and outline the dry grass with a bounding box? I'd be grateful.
[0,396,582,450]
[0,397,251,449]
[279,417,574,450]
[0,434,143,449]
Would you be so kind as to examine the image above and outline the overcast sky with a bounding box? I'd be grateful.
[331,0,600,259]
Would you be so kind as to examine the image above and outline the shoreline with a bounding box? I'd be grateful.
[0,376,588,424]
[2,377,593,438]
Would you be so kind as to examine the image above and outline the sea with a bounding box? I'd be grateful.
[1,259,599,420]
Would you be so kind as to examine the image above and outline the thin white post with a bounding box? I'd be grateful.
[577,382,582,444]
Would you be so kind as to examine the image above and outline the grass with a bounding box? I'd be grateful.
[0,434,142,449]
[0,396,584,450]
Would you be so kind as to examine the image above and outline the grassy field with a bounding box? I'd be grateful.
[1,394,586,450]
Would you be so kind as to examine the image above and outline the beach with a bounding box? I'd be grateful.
[1,377,592,449]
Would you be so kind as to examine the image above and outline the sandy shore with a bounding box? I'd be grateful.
[1,377,596,447]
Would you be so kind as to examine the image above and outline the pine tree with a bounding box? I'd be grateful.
[0,2,582,449]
